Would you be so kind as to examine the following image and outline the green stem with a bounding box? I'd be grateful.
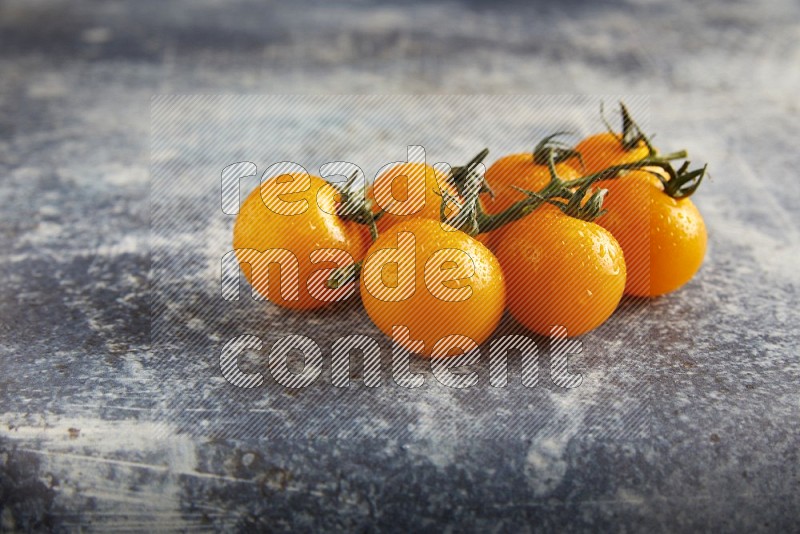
[659,149,688,161]
[327,260,362,290]
[367,216,379,242]
[479,155,707,233]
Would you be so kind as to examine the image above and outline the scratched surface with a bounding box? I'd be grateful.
[1,0,799,531]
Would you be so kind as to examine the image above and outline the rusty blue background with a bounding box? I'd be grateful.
[1,0,798,531]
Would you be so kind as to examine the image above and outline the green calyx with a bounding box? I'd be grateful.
[601,101,657,156]
[442,148,491,237]
[333,170,379,241]
[662,161,708,199]
[532,132,585,169]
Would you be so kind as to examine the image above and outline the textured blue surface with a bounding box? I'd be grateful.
[0,0,798,531]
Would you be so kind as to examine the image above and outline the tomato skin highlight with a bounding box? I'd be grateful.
[482,153,581,216]
[493,205,626,337]
[595,171,707,297]
[574,132,650,175]
[360,218,506,357]
[367,162,458,234]
[233,174,369,310]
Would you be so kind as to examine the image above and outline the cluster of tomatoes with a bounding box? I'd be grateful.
[233,104,708,357]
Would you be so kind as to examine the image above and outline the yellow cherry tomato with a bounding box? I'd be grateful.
[233,173,369,310]
[595,170,707,297]
[360,218,505,357]
[493,205,626,337]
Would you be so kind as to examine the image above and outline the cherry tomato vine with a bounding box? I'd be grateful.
[236,101,711,350]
